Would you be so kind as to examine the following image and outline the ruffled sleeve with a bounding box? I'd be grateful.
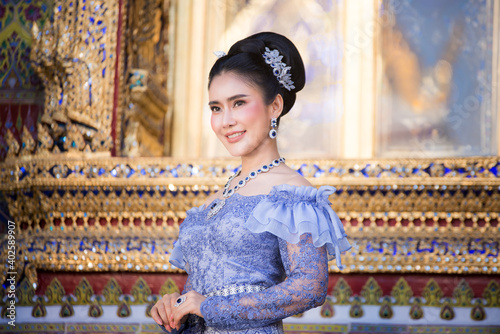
[245,184,351,269]
[169,240,186,271]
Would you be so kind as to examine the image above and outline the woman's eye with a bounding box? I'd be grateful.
[210,106,221,112]
[234,100,245,107]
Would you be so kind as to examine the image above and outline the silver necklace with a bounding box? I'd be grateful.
[206,157,285,219]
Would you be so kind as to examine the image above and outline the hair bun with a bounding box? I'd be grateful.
[228,32,305,93]
[209,32,305,118]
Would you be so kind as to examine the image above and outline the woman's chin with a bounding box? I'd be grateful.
[223,146,250,158]
[225,149,245,157]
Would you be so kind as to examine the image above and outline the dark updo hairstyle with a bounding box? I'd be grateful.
[208,32,305,123]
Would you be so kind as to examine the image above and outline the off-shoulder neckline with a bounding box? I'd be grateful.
[198,184,333,212]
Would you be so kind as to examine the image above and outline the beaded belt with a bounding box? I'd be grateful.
[205,284,266,297]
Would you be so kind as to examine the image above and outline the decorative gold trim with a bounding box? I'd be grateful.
[0,156,498,282]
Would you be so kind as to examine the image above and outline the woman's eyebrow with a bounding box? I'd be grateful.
[209,94,249,106]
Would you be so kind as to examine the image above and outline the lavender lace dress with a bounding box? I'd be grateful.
[166,184,351,334]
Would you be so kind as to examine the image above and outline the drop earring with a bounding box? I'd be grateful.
[269,118,277,139]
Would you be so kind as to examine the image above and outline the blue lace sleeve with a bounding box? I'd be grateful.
[200,233,328,330]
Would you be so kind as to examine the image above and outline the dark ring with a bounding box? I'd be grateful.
[173,295,186,307]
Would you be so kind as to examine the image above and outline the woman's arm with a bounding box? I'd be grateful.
[200,233,328,330]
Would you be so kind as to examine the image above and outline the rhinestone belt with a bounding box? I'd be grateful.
[205,284,267,297]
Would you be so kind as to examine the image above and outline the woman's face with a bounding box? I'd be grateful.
[209,72,279,158]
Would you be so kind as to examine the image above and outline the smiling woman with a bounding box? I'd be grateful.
[150,31,351,334]
[208,73,282,159]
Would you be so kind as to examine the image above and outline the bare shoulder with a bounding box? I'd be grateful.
[278,165,312,187]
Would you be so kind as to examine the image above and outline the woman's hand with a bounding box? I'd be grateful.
[151,292,181,332]
[171,290,207,329]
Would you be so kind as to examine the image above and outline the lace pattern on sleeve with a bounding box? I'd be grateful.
[200,233,328,330]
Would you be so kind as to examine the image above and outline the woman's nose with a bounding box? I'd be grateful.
[222,110,236,127]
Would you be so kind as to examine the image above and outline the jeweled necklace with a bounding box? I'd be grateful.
[206,157,285,219]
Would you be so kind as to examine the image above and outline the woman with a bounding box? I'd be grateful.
[151,32,350,334]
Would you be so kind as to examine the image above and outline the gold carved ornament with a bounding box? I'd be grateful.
[0,156,498,289]
[28,0,120,156]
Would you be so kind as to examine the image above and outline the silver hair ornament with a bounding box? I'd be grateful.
[262,47,295,91]
[213,51,227,58]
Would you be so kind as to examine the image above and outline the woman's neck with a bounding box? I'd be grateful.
[239,149,281,176]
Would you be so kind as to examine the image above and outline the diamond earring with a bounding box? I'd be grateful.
[269,118,277,139]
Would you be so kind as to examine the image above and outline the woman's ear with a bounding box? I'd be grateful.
[270,94,284,118]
